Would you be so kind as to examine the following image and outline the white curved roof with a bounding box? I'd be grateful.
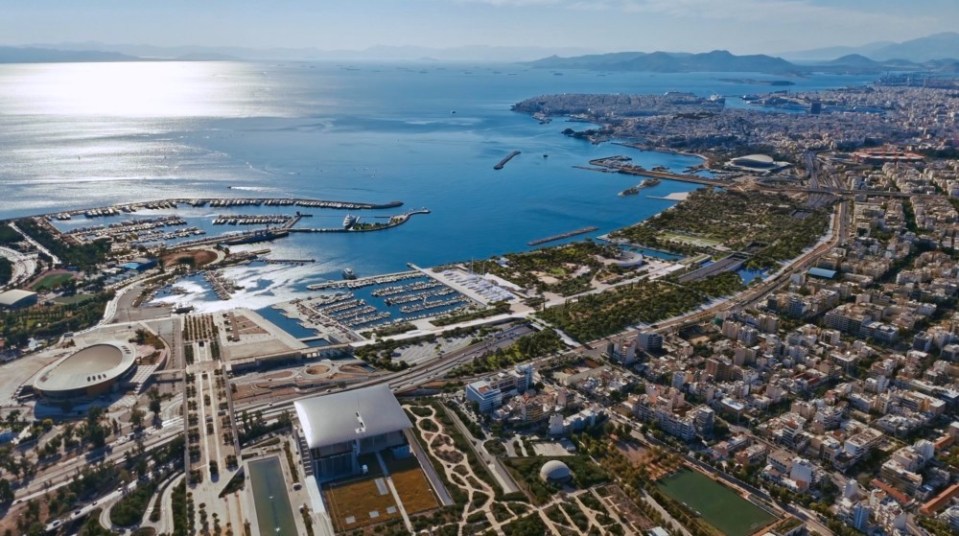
[34,342,137,393]
[734,154,774,164]
[0,289,36,307]
[295,384,412,449]
[539,459,572,481]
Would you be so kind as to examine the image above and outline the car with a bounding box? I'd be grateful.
[92,500,98,506]
[51,520,61,527]
[74,510,82,516]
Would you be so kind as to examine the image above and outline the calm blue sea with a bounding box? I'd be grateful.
[0,62,874,299]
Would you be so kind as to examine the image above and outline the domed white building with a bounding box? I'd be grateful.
[33,341,138,400]
[726,153,791,174]
[539,460,572,483]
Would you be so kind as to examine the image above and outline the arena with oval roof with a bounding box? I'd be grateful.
[33,341,138,400]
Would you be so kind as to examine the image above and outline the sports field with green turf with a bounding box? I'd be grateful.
[658,469,777,536]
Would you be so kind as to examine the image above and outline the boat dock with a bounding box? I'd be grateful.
[213,214,309,226]
[528,226,599,247]
[372,279,442,297]
[204,270,240,300]
[289,209,429,233]
[494,150,521,170]
[262,258,316,265]
[306,270,421,291]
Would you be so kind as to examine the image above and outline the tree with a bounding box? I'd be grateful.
[130,406,145,430]
[83,406,108,448]
[0,477,13,504]
[148,388,162,419]
[277,410,291,428]
[5,410,20,427]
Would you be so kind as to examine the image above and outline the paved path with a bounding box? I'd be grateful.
[10,222,60,266]
[443,403,520,495]
[150,472,184,535]
[375,452,414,533]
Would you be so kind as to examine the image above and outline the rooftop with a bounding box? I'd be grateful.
[34,342,137,392]
[0,289,37,307]
[294,384,412,449]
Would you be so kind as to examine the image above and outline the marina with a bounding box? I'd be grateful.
[306,270,421,291]
[371,279,442,297]
[285,271,480,335]
[41,196,405,222]
[384,287,456,305]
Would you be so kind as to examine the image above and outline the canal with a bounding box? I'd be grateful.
[249,456,298,536]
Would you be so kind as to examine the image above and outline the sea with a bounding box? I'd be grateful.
[0,61,876,310]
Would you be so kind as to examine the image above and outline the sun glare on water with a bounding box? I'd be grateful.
[0,61,259,118]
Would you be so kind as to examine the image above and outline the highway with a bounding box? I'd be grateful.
[231,323,536,418]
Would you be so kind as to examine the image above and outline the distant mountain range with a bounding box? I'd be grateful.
[528,50,801,74]
[2,33,959,75]
[784,32,959,62]
[8,43,595,63]
[526,49,959,75]
[0,46,137,63]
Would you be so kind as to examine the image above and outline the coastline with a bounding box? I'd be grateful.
[611,140,710,166]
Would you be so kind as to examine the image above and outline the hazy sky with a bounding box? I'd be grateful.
[3,0,957,54]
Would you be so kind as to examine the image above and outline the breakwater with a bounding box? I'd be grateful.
[43,197,404,221]
[494,150,521,170]
[528,226,599,246]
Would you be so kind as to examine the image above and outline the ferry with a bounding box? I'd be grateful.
[342,268,357,280]
[343,214,359,230]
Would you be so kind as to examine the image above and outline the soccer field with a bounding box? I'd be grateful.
[658,469,777,536]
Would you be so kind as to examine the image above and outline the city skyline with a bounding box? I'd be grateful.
[3,0,958,57]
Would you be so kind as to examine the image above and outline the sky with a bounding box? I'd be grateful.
[2,0,957,55]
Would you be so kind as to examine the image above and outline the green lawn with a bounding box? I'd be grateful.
[54,294,95,305]
[658,469,776,536]
[658,231,724,248]
[32,272,74,291]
